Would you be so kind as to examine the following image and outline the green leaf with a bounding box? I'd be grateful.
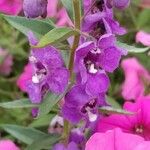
[106,96,121,109]
[29,114,55,128]
[61,0,83,21]
[38,93,63,117]
[99,106,134,115]
[117,41,149,53]
[2,15,55,38]
[0,99,38,109]
[35,27,79,48]
[26,134,59,150]
[137,9,150,28]
[0,124,47,144]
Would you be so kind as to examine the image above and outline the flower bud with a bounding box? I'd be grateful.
[113,0,130,9]
[23,0,48,18]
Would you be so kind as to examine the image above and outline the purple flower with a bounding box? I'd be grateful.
[62,84,106,124]
[75,34,124,88]
[23,0,48,18]
[53,142,79,150]
[83,0,126,36]
[26,32,69,106]
[108,0,130,9]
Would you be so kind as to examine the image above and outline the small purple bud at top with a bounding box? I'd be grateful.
[113,0,130,9]
[23,0,48,18]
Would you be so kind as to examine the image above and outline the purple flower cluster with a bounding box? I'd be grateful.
[26,32,69,116]
[62,0,128,125]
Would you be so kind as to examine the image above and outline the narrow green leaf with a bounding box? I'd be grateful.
[2,15,55,38]
[38,93,63,117]
[117,41,149,53]
[26,134,59,150]
[106,96,121,109]
[0,99,38,109]
[99,106,134,115]
[35,27,79,48]
[29,114,55,128]
[0,124,47,145]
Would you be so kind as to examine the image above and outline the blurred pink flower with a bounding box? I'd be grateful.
[0,140,20,150]
[136,31,150,47]
[47,0,58,17]
[85,128,150,150]
[56,8,73,27]
[47,0,73,27]
[140,0,150,8]
[97,96,150,140]
[121,57,150,101]
[17,63,32,92]
[0,0,22,15]
[0,48,13,76]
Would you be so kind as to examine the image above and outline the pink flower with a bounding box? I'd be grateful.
[0,0,22,15]
[0,48,13,76]
[0,139,20,150]
[121,57,150,101]
[85,128,150,150]
[136,31,150,47]
[47,0,58,17]
[97,96,150,140]
[56,8,73,27]
[17,63,32,92]
[140,0,150,8]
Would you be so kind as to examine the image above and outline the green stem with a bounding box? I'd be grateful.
[62,0,81,144]
[129,7,139,30]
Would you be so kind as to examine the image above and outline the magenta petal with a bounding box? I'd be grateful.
[134,141,150,150]
[136,31,150,47]
[0,140,20,150]
[85,128,144,150]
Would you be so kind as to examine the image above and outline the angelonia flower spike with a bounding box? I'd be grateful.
[4,0,150,149]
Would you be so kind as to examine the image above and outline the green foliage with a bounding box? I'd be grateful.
[0,124,47,144]
[3,15,55,38]
[0,99,38,109]
[38,93,64,117]
[35,27,79,48]
[99,106,134,115]
[117,41,149,53]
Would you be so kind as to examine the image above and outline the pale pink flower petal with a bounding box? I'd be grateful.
[85,128,144,150]
[0,0,22,15]
[56,8,73,27]
[0,48,13,76]
[136,31,150,47]
[17,63,32,92]
[121,57,150,101]
[134,141,150,150]
[47,0,58,17]
[0,140,20,150]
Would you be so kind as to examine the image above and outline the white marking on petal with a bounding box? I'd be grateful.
[50,115,64,127]
[91,48,101,54]
[29,56,37,63]
[87,111,97,122]
[32,74,40,83]
[89,64,98,74]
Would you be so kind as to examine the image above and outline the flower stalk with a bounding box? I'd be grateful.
[62,0,81,144]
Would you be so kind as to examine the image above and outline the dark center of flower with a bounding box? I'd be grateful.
[81,99,98,122]
[30,56,47,84]
[84,48,101,74]
[135,125,144,134]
